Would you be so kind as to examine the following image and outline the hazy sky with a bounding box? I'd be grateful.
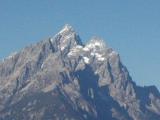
[0,0,160,89]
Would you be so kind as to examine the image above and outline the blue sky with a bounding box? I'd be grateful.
[0,0,160,89]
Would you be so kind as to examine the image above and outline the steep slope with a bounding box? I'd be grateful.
[0,24,160,120]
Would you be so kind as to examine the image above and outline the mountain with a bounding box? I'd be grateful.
[0,24,160,120]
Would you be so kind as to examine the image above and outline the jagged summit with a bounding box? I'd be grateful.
[85,37,107,51]
[49,24,82,52]
[58,24,75,34]
[56,25,107,51]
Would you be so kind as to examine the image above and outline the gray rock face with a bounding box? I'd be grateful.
[0,24,160,120]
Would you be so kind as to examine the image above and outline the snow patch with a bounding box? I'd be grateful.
[109,51,118,57]
[83,57,90,64]
[83,47,90,51]
[68,45,83,56]
[97,57,105,61]
[86,41,103,49]
[6,52,17,59]
[94,53,102,58]
[60,46,66,51]
[50,38,54,43]
[41,63,44,69]
[75,45,83,49]
[59,24,73,34]
[94,42,102,46]
[90,52,95,56]
[90,52,105,61]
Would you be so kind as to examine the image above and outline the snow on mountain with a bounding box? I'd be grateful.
[83,56,90,64]
[0,24,160,120]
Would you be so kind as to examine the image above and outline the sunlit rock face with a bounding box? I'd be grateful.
[0,25,160,120]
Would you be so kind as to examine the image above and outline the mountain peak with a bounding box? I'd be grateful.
[50,24,82,51]
[59,24,75,34]
[84,37,107,52]
[90,37,106,46]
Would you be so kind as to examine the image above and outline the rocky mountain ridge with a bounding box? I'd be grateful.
[0,24,160,120]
